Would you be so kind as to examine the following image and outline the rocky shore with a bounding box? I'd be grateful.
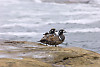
[0,39,100,67]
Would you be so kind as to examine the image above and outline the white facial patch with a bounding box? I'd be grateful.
[59,36,62,40]
[52,30,54,31]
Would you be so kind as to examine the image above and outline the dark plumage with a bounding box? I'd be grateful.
[43,32,49,35]
[39,29,66,47]
[46,29,66,47]
[39,28,57,45]
[49,28,57,35]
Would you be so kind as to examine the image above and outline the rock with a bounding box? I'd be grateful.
[0,58,52,67]
[0,40,100,67]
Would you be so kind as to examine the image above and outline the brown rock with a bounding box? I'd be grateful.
[0,58,52,67]
[0,40,100,67]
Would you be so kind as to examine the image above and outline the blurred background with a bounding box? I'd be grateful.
[0,0,100,53]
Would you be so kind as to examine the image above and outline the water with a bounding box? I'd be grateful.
[0,0,100,53]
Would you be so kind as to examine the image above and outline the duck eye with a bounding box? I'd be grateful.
[52,30,54,31]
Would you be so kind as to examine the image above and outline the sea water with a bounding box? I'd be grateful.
[0,0,100,53]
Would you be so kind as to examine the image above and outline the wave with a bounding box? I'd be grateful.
[0,19,98,29]
[44,19,99,24]
[0,23,42,28]
[37,0,100,4]
[39,0,90,3]
[0,28,100,37]
[33,0,100,4]
[0,32,42,36]
[34,0,42,3]
[0,0,21,4]
[67,28,100,33]
[89,0,100,4]
[64,19,97,24]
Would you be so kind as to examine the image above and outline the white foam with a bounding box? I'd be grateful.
[3,46,18,49]
[66,19,96,24]
[90,0,100,4]
[60,11,100,16]
[0,54,23,59]
[43,19,98,24]
[0,55,9,58]
[0,0,21,5]
[0,32,42,36]
[60,17,100,24]
[13,57,23,60]
[67,28,100,33]
[1,23,41,28]
[34,0,42,3]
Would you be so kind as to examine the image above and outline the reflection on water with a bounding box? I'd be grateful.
[0,0,100,53]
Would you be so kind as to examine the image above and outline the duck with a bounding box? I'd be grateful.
[39,29,66,47]
[46,29,66,47]
[38,28,57,45]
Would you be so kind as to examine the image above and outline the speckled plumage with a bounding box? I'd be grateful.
[46,29,65,47]
[39,28,57,45]
[39,29,66,47]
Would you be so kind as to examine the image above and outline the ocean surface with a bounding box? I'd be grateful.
[0,0,100,53]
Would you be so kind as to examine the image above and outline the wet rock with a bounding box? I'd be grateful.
[0,58,52,67]
[0,40,100,67]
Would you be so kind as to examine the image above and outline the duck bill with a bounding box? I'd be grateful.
[64,30,67,33]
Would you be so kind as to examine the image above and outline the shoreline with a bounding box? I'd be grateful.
[0,39,100,67]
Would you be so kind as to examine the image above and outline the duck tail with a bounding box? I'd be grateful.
[40,39,47,42]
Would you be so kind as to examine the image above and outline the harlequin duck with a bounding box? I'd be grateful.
[38,28,57,45]
[47,29,66,47]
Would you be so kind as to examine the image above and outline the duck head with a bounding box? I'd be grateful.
[58,29,66,35]
[49,28,57,34]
